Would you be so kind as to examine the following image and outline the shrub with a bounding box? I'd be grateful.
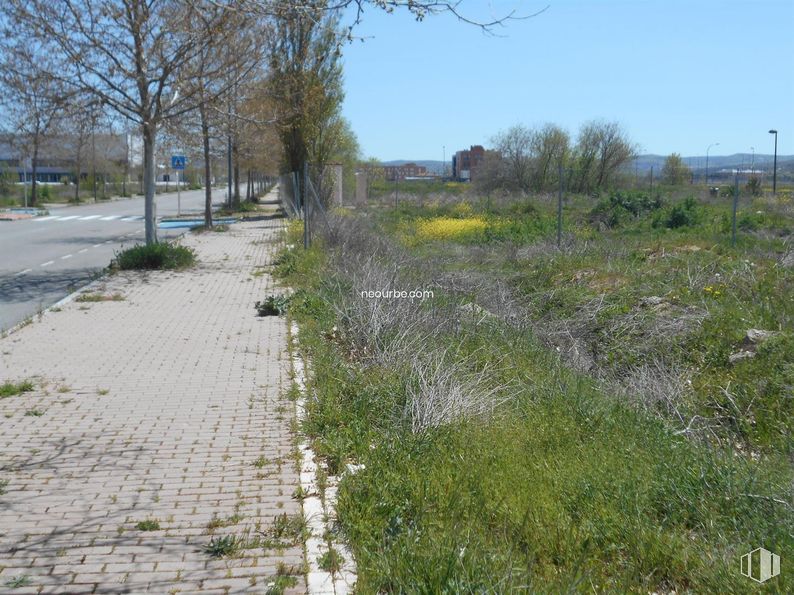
[589,191,663,228]
[653,197,701,229]
[746,176,762,196]
[114,242,196,270]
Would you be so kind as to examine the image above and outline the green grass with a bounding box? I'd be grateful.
[75,292,125,302]
[0,380,34,398]
[114,242,196,270]
[277,191,793,593]
[135,519,161,531]
[191,224,230,233]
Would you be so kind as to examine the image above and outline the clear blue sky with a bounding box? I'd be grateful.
[340,0,794,161]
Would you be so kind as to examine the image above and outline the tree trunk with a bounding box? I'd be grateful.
[200,102,213,228]
[143,123,157,244]
[74,151,81,202]
[232,142,240,208]
[31,142,39,206]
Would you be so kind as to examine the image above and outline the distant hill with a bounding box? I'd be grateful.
[632,154,794,173]
[380,155,794,177]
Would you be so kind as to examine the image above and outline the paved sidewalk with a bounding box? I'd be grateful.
[0,214,305,593]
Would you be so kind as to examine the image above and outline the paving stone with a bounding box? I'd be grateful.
[0,209,306,593]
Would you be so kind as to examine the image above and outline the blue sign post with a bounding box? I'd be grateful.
[171,155,186,215]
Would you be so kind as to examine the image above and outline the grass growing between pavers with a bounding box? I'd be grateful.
[0,380,34,398]
[74,292,125,302]
[277,194,793,593]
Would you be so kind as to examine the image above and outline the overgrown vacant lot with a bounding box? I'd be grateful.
[278,190,792,593]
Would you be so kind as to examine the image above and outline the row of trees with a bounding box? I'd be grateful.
[478,121,638,194]
[1,1,518,243]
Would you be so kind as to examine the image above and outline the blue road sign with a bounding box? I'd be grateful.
[171,155,186,170]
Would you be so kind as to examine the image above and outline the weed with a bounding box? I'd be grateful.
[255,295,289,316]
[191,224,230,233]
[97,388,109,396]
[252,456,270,469]
[0,380,34,398]
[57,385,71,393]
[206,514,243,532]
[268,512,307,544]
[135,519,161,531]
[114,243,196,270]
[265,568,298,595]
[75,292,125,302]
[24,409,44,417]
[318,547,344,574]
[0,479,8,495]
[204,535,241,558]
[3,576,32,589]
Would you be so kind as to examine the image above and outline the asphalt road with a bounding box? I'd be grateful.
[0,187,228,332]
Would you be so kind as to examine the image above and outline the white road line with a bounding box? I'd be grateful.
[15,269,32,276]
[119,216,137,221]
[79,215,102,220]
[41,261,54,267]
[100,215,121,221]
[104,240,112,244]
[92,243,102,248]
[78,248,88,254]
[57,215,80,221]
[61,254,73,260]
[35,216,58,222]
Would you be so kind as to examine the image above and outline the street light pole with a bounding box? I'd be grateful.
[706,142,719,187]
[769,129,778,195]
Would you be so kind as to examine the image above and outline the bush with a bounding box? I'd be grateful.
[653,196,701,229]
[589,191,663,228]
[114,242,196,270]
[746,176,762,196]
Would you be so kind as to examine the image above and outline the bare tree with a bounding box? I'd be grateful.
[0,43,69,206]
[6,0,238,243]
[531,123,569,191]
[491,125,534,192]
[571,120,635,194]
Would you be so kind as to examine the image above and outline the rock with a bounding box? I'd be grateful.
[640,296,665,307]
[729,350,756,364]
[458,302,494,319]
[745,329,777,345]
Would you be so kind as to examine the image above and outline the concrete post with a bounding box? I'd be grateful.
[355,172,368,206]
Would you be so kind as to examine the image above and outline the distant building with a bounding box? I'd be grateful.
[452,145,485,182]
[382,163,428,181]
[0,133,136,184]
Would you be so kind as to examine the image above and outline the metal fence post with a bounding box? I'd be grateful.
[731,173,739,247]
[303,163,310,249]
[557,162,564,248]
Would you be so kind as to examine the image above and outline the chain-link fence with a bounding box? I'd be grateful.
[278,165,337,247]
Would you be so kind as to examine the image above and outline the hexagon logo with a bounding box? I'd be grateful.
[740,547,780,583]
